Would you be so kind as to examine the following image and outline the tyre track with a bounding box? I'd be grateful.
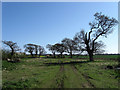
[70,64,86,88]
[55,64,65,88]
[58,64,64,88]
[81,73,95,88]
[71,64,95,88]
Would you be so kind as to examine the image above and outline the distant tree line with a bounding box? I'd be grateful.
[24,44,46,57]
[2,12,118,62]
[46,12,118,61]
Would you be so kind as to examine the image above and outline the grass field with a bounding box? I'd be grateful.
[2,55,120,88]
[65,54,119,60]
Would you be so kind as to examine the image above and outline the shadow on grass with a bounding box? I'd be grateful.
[44,60,90,66]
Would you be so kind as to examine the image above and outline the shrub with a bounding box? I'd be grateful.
[2,49,22,62]
[2,49,11,60]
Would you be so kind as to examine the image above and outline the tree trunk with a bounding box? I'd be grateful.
[30,52,33,57]
[86,44,94,61]
[35,46,38,57]
[39,53,41,57]
[11,51,14,56]
[11,48,14,58]
[89,52,94,61]
[70,52,72,58]
[53,52,56,58]
[60,52,63,58]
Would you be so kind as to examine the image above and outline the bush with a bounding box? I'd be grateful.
[2,49,22,62]
[2,49,11,60]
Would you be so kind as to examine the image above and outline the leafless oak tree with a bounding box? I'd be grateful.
[74,12,118,61]
[39,46,46,57]
[62,38,78,58]
[46,44,57,58]
[54,43,66,58]
[2,40,20,58]
[24,44,35,57]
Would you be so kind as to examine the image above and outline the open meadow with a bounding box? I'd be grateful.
[2,3,119,88]
[2,55,119,88]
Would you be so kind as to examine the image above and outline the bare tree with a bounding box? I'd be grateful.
[74,12,118,61]
[93,41,106,54]
[55,43,66,58]
[62,38,78,58]
[39,46,46,57]
[46,44,57,58]
[2,40,20,58]
[24,44,35,57]
[33,44,39,57]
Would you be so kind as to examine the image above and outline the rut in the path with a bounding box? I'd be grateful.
[55,64,65,88]
[71,64,95,88]
[81,73,95,88]
[70,64,86,88]
[60,64,64,72]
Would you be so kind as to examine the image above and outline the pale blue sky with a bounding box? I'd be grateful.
[2,2,118,54]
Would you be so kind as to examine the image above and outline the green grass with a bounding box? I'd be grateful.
[64,54,119,60]
[2,60,21,71]
[74,62,119,88]
[2,56,119,88]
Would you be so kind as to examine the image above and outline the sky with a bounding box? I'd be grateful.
[2,2,118,54]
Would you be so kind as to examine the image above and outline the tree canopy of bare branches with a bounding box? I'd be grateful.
[46,44,57,58]
[62,38,78,58]
[24,44,35,57]
[54,43,66,58]
[39,46,46,57]
[74,12,118,61]
[2,40,20,58]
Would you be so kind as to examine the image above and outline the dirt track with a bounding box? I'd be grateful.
[71,64,95,88]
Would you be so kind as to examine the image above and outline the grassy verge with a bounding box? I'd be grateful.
[2,58,119,88]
